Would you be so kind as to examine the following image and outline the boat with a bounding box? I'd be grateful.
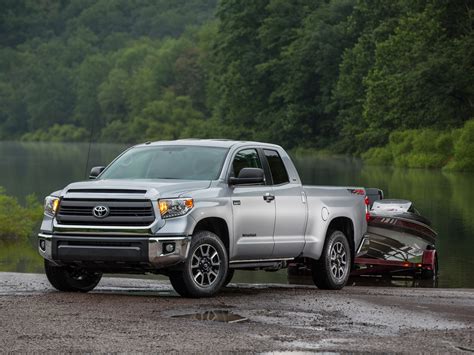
[353,191,438,281]
[357,198,437,264]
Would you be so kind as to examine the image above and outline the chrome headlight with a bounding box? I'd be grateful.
[44,196,60,217]
[158,198,194,219]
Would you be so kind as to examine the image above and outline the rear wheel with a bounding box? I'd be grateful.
[169,230,228,298]
[44,260,102,292]
[312,230,351,290]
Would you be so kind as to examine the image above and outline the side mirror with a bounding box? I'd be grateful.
[229,167,265,185]
[89,166,105,179]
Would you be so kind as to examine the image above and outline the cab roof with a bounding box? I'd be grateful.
[134,139,282,150]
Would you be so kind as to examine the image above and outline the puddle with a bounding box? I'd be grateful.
[172,310,248,323]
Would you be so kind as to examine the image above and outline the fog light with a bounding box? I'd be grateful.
[39,239,46,251]
[164,243,175,253]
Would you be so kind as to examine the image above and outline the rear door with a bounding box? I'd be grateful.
[262,149,307,258]
[230,148,276,260]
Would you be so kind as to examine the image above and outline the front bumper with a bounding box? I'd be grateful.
[38,233,191,270]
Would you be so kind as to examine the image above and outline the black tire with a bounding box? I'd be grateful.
[44,260,102,292]
[312,230,351,290]
[169,230,228,298]
[223,269,235,287]
[421,253,439,280]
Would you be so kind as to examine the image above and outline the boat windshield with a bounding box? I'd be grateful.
[100,146,229,180]
[407,204,421,215]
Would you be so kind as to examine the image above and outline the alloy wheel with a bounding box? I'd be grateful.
[330,241,348,280]
[190,244,221,287]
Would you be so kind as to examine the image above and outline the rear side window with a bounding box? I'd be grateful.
[264,149,289,185]
[232,149,262,177]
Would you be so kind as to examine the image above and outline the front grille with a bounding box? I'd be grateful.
[67,189,147,194]
[56,199,155,226]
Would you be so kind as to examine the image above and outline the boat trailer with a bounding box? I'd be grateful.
[353,248,437,279]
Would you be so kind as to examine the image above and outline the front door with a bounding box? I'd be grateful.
[230,148,275,260]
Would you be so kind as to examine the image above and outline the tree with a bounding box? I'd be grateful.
[209,0,270,136]
[362,1,474,148]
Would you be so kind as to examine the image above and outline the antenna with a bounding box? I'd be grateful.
[84,116,94,179]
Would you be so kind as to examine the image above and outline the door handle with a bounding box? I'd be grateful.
[263,193,275,202]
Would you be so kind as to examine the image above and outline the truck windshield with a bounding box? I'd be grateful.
[100,146,228,180]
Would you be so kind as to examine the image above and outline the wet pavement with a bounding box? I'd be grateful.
[0,272,473,353]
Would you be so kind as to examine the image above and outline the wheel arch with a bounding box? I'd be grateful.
[192,217,230,255]
[326,216,355,266]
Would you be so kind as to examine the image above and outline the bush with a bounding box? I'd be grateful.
[446,120,474,171]
[21,124,89,142]
[363,127,457,169]
[362,120,474,170]
[100,120,137,143]
[0,188,43,242]
[361,146,393,165]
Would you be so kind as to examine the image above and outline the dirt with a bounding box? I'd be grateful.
[0,272,473,353]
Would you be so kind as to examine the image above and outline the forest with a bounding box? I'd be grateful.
[0,0,473,169]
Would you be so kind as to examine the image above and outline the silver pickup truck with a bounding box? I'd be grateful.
[39,140,368,297]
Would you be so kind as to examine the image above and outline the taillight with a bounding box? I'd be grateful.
[364,195,371,222]
[349,189,371,221]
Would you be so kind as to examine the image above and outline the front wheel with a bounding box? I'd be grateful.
[44,260,102,292]
[312,230,351,290]
[223,269,235,287]
[169,230,228,298]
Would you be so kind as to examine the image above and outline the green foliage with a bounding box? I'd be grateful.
[0,0,217,141]
[101,91,205,143]
[446,120,474,171]
[21,124,89,142]
[361,147,393,166]
[381,129,452,168]
[0,187,43,242]
[362,2,473,144]
[363,120,474,170]
[335,1,473,153]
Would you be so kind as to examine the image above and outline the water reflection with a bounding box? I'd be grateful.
[0,238,43,274]
[0,143,473,288]
[0,141,128,201]
[172,310,248,323]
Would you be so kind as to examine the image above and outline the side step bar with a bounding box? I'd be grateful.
[229,258,293,271]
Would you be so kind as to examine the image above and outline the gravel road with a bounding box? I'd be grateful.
[0,272,473,353]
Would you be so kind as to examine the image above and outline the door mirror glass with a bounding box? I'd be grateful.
[229,167,265,185]
[89,166,105,179]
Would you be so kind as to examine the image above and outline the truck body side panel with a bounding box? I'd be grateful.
[302,186,366,260]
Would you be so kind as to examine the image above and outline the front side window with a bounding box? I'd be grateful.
[100,146,228,180]
[264,149,289,185]
[231,149,262,177]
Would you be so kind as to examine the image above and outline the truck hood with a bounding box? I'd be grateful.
[60,179,212,200]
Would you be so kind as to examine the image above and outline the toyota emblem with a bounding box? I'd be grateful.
[92,205,109,218]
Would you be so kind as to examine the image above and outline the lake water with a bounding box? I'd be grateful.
[1,141,473,288]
